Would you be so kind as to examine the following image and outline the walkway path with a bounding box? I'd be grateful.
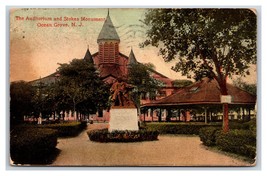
[50,123,252,166]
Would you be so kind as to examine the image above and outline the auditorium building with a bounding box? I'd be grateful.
[30,11,177,121]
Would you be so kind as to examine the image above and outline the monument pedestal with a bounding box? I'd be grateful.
[109,107,139,132]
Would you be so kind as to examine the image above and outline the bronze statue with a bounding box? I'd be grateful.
[110,79,135,107]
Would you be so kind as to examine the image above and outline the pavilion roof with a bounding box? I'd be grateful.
[142,77,256,107]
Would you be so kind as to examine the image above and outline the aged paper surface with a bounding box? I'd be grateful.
[10,8,257,167]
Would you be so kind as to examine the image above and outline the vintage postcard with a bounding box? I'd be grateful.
[9,8,257,167]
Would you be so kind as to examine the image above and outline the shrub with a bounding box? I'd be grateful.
[145,122,221,135]
[229,122,247,130]
[138,121,147,130]
[209,121,250,130]
[243,119,256,132]
[87,129,159,142]
[224,120,257,130]
[216,129,256,159]
[79,121,88,130]
[241,145,256,159]
[10,127,58,164]
[199,127,221,146]
[38,121,87,137]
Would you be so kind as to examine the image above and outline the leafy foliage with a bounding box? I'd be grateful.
[10,127,58,164]
[10,81,35,126]
[10,58,109,125]
[208,121,254,130]
[127,63,161,107]
[171,79,193,88]
[87,129,159,142]
[37,121,87,137]
[143,62,156,70]
[243,118,257,132]
[31,81,58,119]
[128,63,160,92]
[55,59,110,116]
[145,122,221,135]
[199,127,221,146]
[216,129,256,159]
[233,77,257,95]
[141,9,256,94]
[200,119,257,159]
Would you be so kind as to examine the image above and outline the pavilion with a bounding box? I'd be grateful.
[140,77,256,123]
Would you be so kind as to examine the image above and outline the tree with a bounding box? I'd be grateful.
[233,77,257,96]
[143,62,156,70]
[31,81,53,119]
[56,59,109,120]
[172,79,193,88]
[33,82,60,120]
[10,81,35,126]
[128,63,162,113]
[141,9,256,132]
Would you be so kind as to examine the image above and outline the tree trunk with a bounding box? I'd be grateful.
[62,110,65,121]
[242,107,245,121]
[178,109,180,121]
[219,78,229,133]
[216,76,229,133]
[223,103,229,132]
[167,108,171,122]
[73,98,77,120]
[204,107,208,124]
[248,108,251,121]
[144,109,146,122]
[159,108,162,122]
[151,108,153,122]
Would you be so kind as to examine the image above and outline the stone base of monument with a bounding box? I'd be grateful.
[108,107,139,132]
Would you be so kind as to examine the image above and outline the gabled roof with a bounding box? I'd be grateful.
[97,11,120,42]
[99,65,123,79]
[142,77,256,107]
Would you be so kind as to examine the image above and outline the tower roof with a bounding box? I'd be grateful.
[84,47,93,64]
[128,48,138,65]
[97,11,120,42]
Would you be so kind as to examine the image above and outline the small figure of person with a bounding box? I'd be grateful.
[37,113,42,125]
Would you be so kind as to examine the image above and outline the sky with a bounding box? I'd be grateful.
[9,8,257,84]
[10,8,188,82]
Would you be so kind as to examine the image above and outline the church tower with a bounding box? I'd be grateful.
[97,10,120,65]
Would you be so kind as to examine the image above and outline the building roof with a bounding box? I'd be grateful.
[84,47,93,64]
[28,72,59,86]
[142,77,256,107]
[127,48,138,65]
[99,65,123,80]
[97,11,120,42]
